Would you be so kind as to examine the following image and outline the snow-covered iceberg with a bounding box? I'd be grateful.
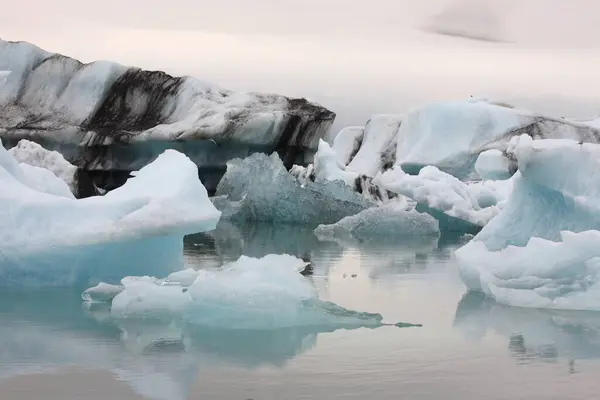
[315,200,440,243]
[8,139,99,197]
[0,39,335,193]
[213,150,373,224]
[87,254,421,331]
[0,139,220,287]
[456,136,600,310]
[374,164,514,232]
[394,99,600,180]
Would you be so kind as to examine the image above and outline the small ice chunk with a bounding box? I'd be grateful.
[81,283,124,302]
[475,149,515,180]
[8,139,78,194]
[165,268,200,287]
[315,201,439,242]
[374,164,513,232]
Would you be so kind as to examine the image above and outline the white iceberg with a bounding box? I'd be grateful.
[315,200,440,243]
[374,164,514,232]
[456,136,600,310]
[392,99,600,179]
[0,139,221,287]
[93,254,421,330]
[213,151,373,224]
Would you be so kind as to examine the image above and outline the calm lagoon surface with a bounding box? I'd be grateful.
[1,222,599,400]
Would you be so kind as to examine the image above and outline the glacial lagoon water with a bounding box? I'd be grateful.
[1,222,600,400]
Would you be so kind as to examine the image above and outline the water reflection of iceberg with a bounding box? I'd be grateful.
[454,292,600,363]
[0,288,405,400]
[422,0,506,43]
[113,318,320,369]
[186,220,344,275]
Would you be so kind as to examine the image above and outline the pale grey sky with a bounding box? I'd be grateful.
[2,0,600,129]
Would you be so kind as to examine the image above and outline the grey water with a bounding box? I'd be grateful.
[1,222,600,400]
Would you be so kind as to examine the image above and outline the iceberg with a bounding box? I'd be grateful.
[390,99,600,180]
[8,139,99,197]
[456,136,600,310]
[0,139,221,287]
[330,100,600,183]
[90,254,421,330]
[315,200,440,243]
[0,39,335,193]
[375,164,514,232]
[213,151,373,224]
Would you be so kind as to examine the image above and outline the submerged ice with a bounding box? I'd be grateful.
[89,254,421,331]
[456,135,600,310]
[0,139,221,287]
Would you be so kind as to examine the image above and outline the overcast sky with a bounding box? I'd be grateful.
[2,0,600,129]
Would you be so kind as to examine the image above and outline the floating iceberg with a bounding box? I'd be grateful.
[90,254,421,331]
[375,164,514,233]
[8,139,98,197]
[0,39,334,193]
[213,151,373,224]
[384,99,600,180]
[456,136,600,310]
[315,200,440,243]
[0,139,221,287]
